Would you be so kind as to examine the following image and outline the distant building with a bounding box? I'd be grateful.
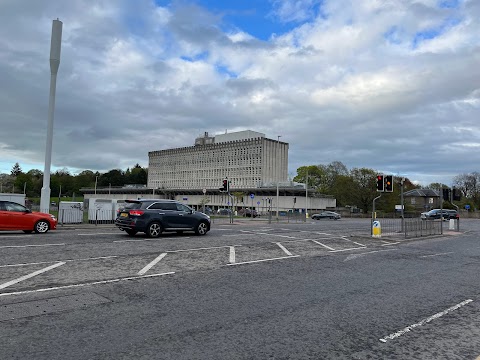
[148,130,288,190]
[403,189,440,211]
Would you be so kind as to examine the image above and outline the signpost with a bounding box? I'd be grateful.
[250,194,254,220]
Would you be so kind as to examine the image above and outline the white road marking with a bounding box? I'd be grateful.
[0,272,175,298]
[420,252,454,258]
[0,261,57,268]
[0,243,65,249]
[77,232,121,236]
[311,240,335,251]
[0,235,33,239]
[226,255,300,266]
[344,249,398,261]
[381,242,400,246]
[0,262,65,290]
[229,246,235,263]
[379,299,473,343]
[241,230,299,239]
[138,253,167,275]
[341,236,366,247]
[167,245,239,253]
[114,237,189,243]
[0,256,119,268]
[222,234,245,237]
[275,243,293,256]
[328,247,368,253]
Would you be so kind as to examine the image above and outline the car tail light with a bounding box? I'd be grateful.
[129,210,144,216]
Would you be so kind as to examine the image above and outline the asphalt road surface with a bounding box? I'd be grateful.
[1,218,480,359]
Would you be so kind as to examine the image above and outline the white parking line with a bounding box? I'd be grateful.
[229,246,235,263]
[379,299,473,342]
[311,240,335,251]
[276,242,293,256]
[420,252,454,258]
[138,253,167,275]
[114,237,189,243]
[0,243,65,249]
[0,261,57,268]
[167,245,238,253]
[78,232,121,236]
[0,256,119,268]
[344,249,398,261]
[328,247,367,253]
[241,230,299,239]
[0,262,65,290]
[226,255,300,266]
[0,235,33,239]
[0,272,175,298]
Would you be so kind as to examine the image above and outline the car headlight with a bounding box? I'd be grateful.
[50,214,57,220]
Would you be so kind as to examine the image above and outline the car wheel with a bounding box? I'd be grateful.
[23,230,33,234]
[195,221,209,236]
[146,222,162,238]
[125,229,137,236]
[34,220,50,234]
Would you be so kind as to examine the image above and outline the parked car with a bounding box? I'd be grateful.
[311,211,341,220]
[115,199,211,237]
[0,201,57,233]
[420,209,459,220]
[238,208,259,218]
[217,208,232,215]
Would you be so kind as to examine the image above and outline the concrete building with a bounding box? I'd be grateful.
[148,130,288,190]
[81,130,337,214]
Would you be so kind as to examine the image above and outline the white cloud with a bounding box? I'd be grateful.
[0,0,478,186]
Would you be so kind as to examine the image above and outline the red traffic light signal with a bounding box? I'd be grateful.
[222,179,228,191]
[376,175,384,192]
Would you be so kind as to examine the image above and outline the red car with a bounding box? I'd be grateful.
[0,201,57,233]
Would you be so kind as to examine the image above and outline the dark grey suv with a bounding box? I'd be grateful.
[115,199,211,237]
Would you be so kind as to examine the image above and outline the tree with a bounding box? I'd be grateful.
[453,172,480,208]
[293,165,325,190]
[349,168,378,212]
[11,162,22,176]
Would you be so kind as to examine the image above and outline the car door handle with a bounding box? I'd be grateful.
[179,214,184,216]
[158,213,165,215]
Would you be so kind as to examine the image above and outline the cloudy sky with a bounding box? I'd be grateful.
[0,0,478,185]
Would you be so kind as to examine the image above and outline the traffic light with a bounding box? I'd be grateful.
[442,188,451,201]
[222,178,228,192]
[453,188,462,201]
[376,175,384,192]
[385,175,393,192]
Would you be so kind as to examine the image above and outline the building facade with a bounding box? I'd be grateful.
[148,130,289,190]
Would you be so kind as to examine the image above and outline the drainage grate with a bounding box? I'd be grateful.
[0,293,111,321]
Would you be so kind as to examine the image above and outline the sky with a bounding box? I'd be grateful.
[0,0,479,186]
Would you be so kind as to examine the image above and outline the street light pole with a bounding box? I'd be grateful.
[276,135,281,220]
[40,19,62,214]
[94,176,98,195]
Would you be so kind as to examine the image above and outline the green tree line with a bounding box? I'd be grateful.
[293,161,477,213]
[2,161,477,212]
[1,162,147,198]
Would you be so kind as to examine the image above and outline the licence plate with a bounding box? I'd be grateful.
[120,212,128,217]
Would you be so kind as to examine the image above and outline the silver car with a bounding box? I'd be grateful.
[311,211,341,220]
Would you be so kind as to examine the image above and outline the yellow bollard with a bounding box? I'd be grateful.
[372,220,381,237]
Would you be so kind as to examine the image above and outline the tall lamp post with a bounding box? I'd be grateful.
[276,135,282,220]
[40,19,62,213]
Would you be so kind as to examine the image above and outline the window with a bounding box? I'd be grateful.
[5,202,27,212]
[176,203,191,212]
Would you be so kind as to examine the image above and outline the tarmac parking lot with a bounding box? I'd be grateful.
[0,219,401,297]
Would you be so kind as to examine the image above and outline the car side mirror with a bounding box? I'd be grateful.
[25,209,32,213]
